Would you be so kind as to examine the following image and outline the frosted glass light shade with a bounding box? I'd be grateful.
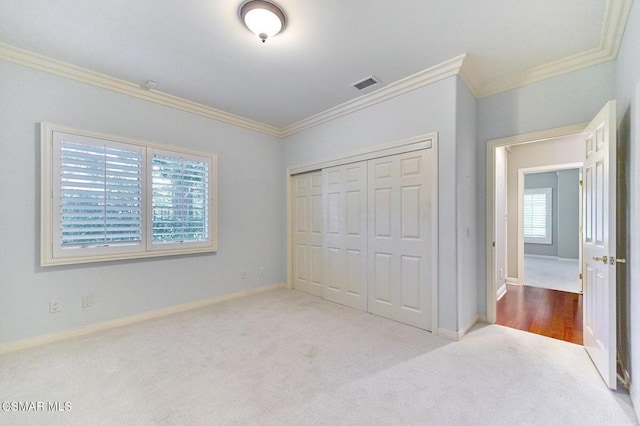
[240,0,286,43]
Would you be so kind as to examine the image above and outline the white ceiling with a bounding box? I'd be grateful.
[0,0,629,130]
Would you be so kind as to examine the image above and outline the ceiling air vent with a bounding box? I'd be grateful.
[351,75,381,91]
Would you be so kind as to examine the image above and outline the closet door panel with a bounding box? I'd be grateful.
[368,150,434,330]
[293,171,323,296]
[322,162,368,310]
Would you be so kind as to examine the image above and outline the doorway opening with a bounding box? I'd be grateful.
[521,165,583,295]
[487,101,619,389]
[487,127,586,345]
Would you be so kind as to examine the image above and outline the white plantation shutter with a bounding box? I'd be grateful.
[42,123,217,266]
[52,134,144,256]
[523,188,552,244]
[150,150,210,248]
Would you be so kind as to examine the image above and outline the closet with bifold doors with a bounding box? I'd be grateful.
[292,144,437,331]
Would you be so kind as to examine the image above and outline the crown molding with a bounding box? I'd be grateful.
[477,0,631,97]
[0,0,632,138]
[0,42,464,138]
[280,54,467,137]
[458,55,483,98]
[0,42,282,137]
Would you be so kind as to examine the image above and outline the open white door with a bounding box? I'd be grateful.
[582,100,617,389]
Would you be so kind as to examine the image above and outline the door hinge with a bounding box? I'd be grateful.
[579,179,583,187]
[492,241,495,247]
[579,273,583,280]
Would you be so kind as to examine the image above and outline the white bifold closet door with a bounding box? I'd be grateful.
[322,162,368,310]
[293,171,324,296]
[367,150,434,330]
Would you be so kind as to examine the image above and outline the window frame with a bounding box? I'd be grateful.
[41,122,217,266]
[523,187,553,245]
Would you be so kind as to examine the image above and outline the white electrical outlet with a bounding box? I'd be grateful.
[241,271,247,279]
[82,295,93,308]
[49,300,61,313]
[259,267,265,276]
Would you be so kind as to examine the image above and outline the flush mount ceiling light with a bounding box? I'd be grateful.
[239,0,287,43]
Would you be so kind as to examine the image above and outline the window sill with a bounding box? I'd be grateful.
[41,245,217,267]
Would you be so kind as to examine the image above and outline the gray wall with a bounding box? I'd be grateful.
[616,0,640,418]
[523,169,579,259]
[283,76,463,332]
[0,61,286,344]
[476,60,617,313]
[524,171,559,257]
[557,169,580,259]
[455,77,478,330]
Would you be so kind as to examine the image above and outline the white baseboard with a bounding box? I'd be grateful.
[437,328,459,340]
[0,282,286,355]
[497,283,507,300]
[506,276,520,285]
[438,315,483,341]
[524,254,579,262]
[524,254,557,260]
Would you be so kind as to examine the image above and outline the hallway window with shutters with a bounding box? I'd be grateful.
[523,187,552,244]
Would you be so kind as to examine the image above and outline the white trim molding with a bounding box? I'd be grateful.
[0,0,631,137]
[438,315,485,341]
[288,133,436,175]
[525,254,560,260]
[0,43,282,137]
[497,284,507,301]
[280,55,467,137]
[0,282,286,355]
[477,0,632,97]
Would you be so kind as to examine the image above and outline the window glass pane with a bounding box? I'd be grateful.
[152,153,209,244]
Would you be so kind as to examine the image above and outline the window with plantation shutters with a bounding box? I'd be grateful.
[150,150,211,249]
[57,139,143,248]
[523,187,552,244]
[41,123,217,266]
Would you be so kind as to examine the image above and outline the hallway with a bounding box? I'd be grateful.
[497,284,582,345]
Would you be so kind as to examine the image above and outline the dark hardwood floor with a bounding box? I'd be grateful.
[497,284,583,345]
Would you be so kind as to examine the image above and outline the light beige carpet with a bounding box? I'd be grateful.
[0,289,636,425]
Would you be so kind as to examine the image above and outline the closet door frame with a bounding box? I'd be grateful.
[286,133,439,333]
